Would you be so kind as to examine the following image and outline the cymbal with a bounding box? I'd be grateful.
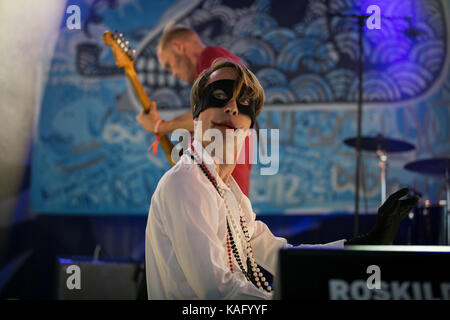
[404,158,450,176]
[343,135,415,153]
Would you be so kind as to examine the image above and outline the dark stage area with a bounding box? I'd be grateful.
[3,211,417,299]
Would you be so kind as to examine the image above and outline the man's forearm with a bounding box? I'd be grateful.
[159,111,194,135]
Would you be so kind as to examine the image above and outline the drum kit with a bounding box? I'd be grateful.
[344,134,450,245]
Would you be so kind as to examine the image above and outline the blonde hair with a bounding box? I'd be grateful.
[157,22,199,52]
[190,58,265,117]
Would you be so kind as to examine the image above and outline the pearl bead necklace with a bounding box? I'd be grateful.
[188,146,271,292]
[219,186,271,292]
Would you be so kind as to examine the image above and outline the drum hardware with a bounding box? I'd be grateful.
[404,158,450,245]
[344,134,415,204]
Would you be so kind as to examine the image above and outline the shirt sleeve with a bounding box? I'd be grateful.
[248,209,346,276]
[158,169,272,300]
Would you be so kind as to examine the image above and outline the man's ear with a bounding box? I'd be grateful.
[171,40,185,55]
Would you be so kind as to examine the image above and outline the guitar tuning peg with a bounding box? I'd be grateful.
[132,49,136,54]
[125,41,129,45]
[119,33,123,37]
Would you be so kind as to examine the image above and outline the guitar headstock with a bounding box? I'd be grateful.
[103,30,136,70]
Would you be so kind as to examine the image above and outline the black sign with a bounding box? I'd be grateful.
[275,246,450,300]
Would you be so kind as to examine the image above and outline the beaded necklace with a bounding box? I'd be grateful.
[189,145,271,293]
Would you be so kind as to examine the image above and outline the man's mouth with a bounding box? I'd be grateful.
[211,120,236,130]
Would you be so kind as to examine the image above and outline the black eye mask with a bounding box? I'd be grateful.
[192,79,257,128]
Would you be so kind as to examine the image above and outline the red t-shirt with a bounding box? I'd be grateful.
[195,46,253,196]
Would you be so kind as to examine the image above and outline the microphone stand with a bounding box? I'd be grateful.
[328,11,417,237]
[328,12,367,237]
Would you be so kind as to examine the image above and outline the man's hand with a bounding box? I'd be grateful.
[345,188,419,245]
[136,101,161,134]
[372,187,419,244]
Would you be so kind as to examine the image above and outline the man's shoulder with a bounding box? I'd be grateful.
[203,46,241,61]
[197,46,243,74]
[159,156,196,184]
[153,155,220,212]
[202,46,232,55]
[156,155,209,195]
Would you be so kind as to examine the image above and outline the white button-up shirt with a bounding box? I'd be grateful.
[145,140,345,299]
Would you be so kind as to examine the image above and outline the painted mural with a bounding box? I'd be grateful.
[31,0,450,214]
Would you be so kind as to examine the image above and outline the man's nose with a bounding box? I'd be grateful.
[224,99,238,116]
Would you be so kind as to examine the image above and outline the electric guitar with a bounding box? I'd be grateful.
[103,30,175,166]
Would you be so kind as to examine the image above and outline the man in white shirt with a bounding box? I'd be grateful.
[145,59,418,300]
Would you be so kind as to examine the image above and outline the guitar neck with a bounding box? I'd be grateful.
[124,67,151,112]
[124,66,175,166]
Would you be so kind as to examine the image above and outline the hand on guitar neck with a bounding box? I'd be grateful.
[135,100,162,134]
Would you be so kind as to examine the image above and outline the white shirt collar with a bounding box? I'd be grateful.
[189,139,234,193]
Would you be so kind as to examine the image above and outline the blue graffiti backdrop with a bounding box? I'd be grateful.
[31,0,450,215]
